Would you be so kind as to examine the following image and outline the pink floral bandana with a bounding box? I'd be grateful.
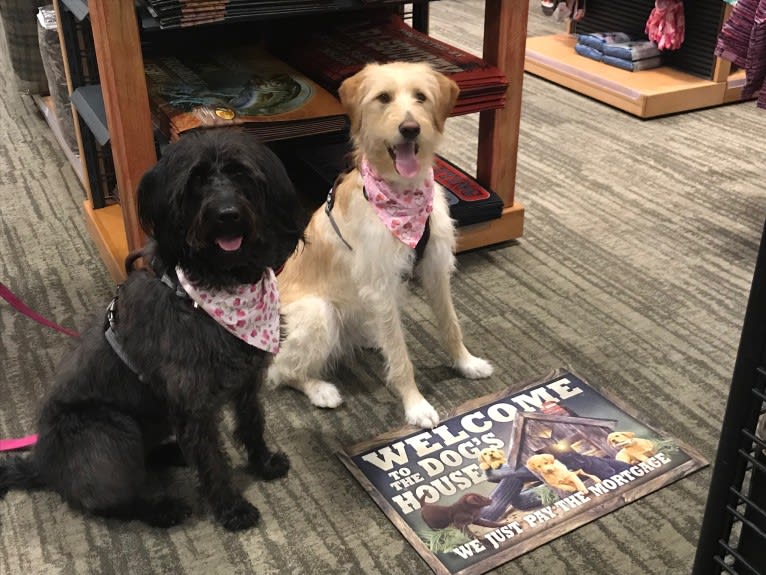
[361,157,434,249]
[175,266,281,353]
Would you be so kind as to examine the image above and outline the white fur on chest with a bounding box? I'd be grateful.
[327,178,455,299]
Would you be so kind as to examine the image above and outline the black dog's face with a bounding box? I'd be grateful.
[137,130,304,289]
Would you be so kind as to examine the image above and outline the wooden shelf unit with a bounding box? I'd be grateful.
[56,1,528,282]
[524,5,745,118]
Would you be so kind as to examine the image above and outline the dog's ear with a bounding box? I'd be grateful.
[625,432,635,438]
[137,160,167,238]
[258,145,306,266]
[432,71,460,133]
[338,65,370,135]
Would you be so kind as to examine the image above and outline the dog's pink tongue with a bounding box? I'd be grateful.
[394,143,419,178]
[217,236,243,252]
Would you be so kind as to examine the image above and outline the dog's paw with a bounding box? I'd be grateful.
[456,355,494,379]
[216,498,261,532]
[144,497,193,528]
[250,451,290,481]
[306,380,343,408]
[405,399,440,429]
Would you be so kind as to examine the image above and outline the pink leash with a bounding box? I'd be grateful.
[0,435,38,451]
[0,281,79,451]
[0,282,80,338]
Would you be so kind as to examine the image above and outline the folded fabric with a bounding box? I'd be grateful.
[575,42,603,61]
[602,55,663,71]
[602,40,661,61]
[576,32,632,51]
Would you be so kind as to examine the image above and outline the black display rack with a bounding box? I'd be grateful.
[693,220,766,575]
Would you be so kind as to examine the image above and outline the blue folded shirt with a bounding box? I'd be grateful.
[602,40,661,61]
[576,32,632,51]
[575,42,603,62]
[602,55,663,71]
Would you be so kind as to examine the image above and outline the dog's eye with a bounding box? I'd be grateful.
[415,91,427,103]
[189,166,208,186]
[224,163,247,177]
[376,92,391,104]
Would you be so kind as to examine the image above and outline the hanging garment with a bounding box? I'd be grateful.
[716,0,766,109]
[541,0,586,22]
[646,0,686,50]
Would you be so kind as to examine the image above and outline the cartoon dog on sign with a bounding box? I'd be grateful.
[607,431,656,464]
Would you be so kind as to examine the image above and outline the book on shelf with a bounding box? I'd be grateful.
[270,12,508,116]
[144,45,348,142]
[141,0,334,29]
[273,132,503,227]
[434,155,503,226]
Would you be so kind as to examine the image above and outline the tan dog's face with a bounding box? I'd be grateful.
[477,448,507,470]
[338,62,459,182]
[608,432,635,449]
[526,453,564,475]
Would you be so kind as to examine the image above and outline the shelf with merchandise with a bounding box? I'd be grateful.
[49,0,528,282]
[524,0,747,118]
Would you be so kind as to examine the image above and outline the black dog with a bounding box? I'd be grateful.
[0,129,305,531]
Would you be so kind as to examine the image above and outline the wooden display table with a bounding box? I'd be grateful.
[525,33,746,118]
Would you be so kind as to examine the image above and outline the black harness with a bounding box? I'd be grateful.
[103,270,192,382]
[325,175,431,263]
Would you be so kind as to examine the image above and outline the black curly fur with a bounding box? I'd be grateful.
[0,129,304,531]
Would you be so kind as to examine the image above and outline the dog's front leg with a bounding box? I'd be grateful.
[173,412,260,531]
[366,290,439,428]
[233,380,290,480]
[417,244,494,379]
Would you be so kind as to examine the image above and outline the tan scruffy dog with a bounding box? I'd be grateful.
[268,62,494,428]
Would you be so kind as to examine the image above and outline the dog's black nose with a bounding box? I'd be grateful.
[216,206,241,224]
[398,121,420,140]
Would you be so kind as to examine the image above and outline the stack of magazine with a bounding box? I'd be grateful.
[140,0,427,30]
[274,132,504,227]
[141,0,333,29]
[271,13,509,116]
[144,45,347,142]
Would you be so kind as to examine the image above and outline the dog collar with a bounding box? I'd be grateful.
[175,266,281,353]
[360,157,434,249]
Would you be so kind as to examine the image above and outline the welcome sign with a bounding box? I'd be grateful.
[338,369,707,575]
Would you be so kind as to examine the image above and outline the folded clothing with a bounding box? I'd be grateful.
[576,32,632,51]
[575,42,603,61]
[602,55,663,71]
[602,40,661,61]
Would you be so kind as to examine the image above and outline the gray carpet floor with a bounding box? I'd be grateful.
[2,2,765,574]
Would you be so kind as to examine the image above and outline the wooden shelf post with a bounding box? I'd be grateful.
[456,0,527,251]
[88,0,156,255]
